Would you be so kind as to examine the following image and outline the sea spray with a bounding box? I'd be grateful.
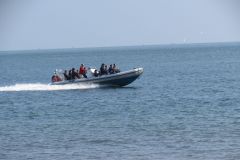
[0,83,99,92]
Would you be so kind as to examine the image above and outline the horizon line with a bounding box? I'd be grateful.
[1,41,240,52]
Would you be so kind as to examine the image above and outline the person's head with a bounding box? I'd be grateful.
[110,64,112,67]
[113,64,116,67]
[101,63,104,67]
[81,64,83,67]
[72,68,75,71]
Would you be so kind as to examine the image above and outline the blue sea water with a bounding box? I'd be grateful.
[1,43,240,160]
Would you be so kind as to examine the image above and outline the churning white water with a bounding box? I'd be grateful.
[0,83,99,92]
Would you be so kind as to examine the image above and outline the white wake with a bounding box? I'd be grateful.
[0,83,99,92]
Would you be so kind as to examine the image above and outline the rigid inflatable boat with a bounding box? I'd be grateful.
[51,68,143,87]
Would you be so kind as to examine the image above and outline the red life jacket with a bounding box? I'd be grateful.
[80,66,85,74]
[56,76,62,81]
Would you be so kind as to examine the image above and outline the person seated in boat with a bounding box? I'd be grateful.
[113,64,120,73]
[93,69,98,77]
[68,70,72,80]
[99,63,105,75]
[51,74,57,82]
[108,64,114,74]
[72,68,80,79]
[56,75,62,81]
[52,72,62,82]
[79,64,84,75]
[84,66,88,77]
[79,64,87,78]
[103,65,108,75]
[64,70,70,80]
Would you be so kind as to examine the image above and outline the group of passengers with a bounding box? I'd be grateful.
[51,63,120,82]
[94,63,120,77]
[63,64,88,80]
[51,64,88,82]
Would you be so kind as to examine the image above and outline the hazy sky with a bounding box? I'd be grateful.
[0,0,240,50]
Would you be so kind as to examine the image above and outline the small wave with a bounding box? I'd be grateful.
[0,83,99,92]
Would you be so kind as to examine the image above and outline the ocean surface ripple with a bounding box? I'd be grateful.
[1,43,240,160]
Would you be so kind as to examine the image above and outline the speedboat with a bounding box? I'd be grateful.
[51,68,144,87]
